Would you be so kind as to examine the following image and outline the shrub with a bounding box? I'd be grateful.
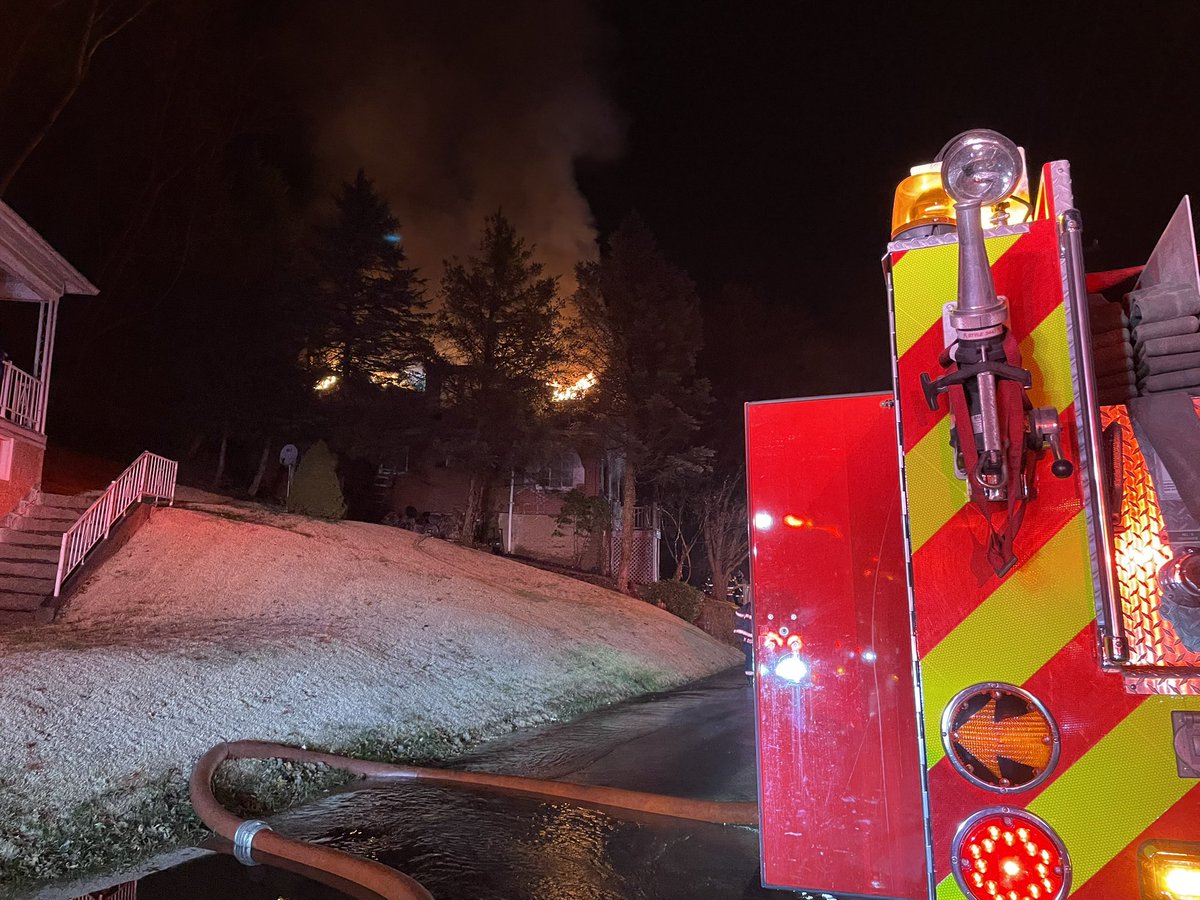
[553,489,611,569]
[643,580,704,624]
[696,596,742,647]
[287,440,347,519]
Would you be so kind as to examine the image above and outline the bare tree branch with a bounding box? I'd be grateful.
[701,475,749,603]
[0,1,72,100]
[0,0,158,195]
[89,0,157,61]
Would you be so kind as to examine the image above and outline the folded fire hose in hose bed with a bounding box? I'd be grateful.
[190,740,759,900]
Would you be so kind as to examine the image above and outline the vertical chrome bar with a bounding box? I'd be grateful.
[955,202,999,314]
[1061,208,1126,661]
[977,371,1001,457]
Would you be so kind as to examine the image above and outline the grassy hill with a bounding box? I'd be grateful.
[0,496,738,893]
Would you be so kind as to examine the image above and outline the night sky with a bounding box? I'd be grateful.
[2,0,1198,461]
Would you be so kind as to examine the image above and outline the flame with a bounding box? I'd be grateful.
[550,371,597,402]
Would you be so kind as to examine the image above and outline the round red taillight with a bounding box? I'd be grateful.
[952,808,1070,900]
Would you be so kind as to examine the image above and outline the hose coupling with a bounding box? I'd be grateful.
[233,819,272,866]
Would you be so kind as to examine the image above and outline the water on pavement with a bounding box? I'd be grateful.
[87,669,813,899]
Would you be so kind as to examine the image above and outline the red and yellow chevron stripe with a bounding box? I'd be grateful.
[891,204,1200,898]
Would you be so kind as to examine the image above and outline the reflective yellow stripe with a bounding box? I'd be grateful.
[893,235,1022,357]
[920,513,1095,769]
[905,416,966,554]
[1029,696,1200,891]
[935,870,963,900]
[1022,304,1075,414]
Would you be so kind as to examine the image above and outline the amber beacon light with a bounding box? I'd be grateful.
[952,808,1070,900]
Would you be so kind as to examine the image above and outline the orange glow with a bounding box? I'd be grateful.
[1102,403,1200,668]
[782,513,843,539]
[891,160,1032,239]
[1139,840,1200,900]
[549,371,597,402]
[948,692,1054,788]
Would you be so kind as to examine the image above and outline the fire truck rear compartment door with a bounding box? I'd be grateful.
[746,393,930,899]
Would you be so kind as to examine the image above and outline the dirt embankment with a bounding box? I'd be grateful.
[0,499,738,895]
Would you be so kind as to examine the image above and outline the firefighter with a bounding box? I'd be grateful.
[734,582,754,685]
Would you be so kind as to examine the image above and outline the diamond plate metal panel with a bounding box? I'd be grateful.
[1125,675,1200,696]
[1104,405,1200,676]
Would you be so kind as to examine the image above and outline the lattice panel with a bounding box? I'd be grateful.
[72,882,136,900]
[609,528,658,584]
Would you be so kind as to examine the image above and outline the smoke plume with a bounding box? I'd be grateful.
[285,0,623,286]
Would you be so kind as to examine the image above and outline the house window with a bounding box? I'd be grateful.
[379,447,409,476]
[0,435,11,479]
[539,451,584,491]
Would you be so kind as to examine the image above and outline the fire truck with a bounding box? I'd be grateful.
[745,130,1200,899]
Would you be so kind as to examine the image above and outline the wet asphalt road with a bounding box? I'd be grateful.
[110,668,788,899]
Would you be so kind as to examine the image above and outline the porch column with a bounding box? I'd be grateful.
[35,296,58,433]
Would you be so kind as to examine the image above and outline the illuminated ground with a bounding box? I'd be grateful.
[0,495,737,893]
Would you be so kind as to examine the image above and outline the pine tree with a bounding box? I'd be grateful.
[573,213,712,595]
[307,170,428,388]
[436,212,566,544]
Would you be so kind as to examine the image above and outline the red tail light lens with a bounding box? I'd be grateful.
[952,809,1070,900]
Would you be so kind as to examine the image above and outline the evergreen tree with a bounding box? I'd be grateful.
[573,213,712,595]
[307,170,428,388]
[171,145,310,491]
[436,212,566,544]
[287,440,347,519]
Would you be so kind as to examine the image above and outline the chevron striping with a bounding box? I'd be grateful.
[904,416,966,554]
[1029,696,1200,891]
[1021,303,1075,414]
[1068,781,1200,899]
[934,699,1200,897]
[892,235,1021,357]
[919,513,1095,770]
[910,406,1081,656]
[926,623,1146,882]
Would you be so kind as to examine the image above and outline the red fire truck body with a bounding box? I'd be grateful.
[746,135,1200,899]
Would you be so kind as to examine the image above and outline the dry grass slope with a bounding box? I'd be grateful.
[0,499,738,894]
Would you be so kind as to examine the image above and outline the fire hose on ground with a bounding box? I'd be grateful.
[190,739,760,900]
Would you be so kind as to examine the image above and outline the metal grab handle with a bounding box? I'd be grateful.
[1103,420,1126,533]
[1060,208,1126,661]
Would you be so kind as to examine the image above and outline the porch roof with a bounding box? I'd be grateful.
[0,200,98,303]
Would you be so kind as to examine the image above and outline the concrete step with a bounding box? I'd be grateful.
[4,517,71,536]
[0,559,57,579]
[0,592,54,627]
[0,610,50,628]
[0,544,59,563]
[0,574,54,595]
[0,590,47,612]
[39,492,98,510]
[28,504,82,521]
[0,528,62,547]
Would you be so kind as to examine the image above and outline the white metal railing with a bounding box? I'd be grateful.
[0,359,44,432]
[54,451,178,596]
